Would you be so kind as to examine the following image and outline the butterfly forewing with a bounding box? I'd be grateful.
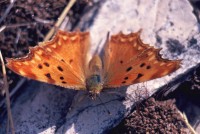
[103,31,181,88]
[6,30,90,89]
[40,30,89,81]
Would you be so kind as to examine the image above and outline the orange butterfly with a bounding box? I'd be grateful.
[6,30,181,98]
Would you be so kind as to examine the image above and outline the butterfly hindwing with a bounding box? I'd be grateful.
[103,30,181,88]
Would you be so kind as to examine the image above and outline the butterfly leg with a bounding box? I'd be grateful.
[96,95,111,115]
[68,91,89,112]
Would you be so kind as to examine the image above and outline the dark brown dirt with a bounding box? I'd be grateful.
[109,97,188,134]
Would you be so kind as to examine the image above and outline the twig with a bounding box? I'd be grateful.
[0,0,7,4]
[0,23,37,33]
[44,0,76,41]
[0,78,26,108]
[0,51,15,134]
[34,17,54,24]
[0,0,16,24]
[178,111,197,134]
[1,22,36,28]
[0,25,6,32]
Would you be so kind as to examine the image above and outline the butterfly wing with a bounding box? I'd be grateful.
[6,30,90,89]
[103,30,181,88]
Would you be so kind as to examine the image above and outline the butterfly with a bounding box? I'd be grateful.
[6,29,181,98]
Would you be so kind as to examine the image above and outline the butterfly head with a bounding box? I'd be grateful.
[86,74,103,99]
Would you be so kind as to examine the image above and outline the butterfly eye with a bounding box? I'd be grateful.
[90,75,101,83]
[97,75,101,83]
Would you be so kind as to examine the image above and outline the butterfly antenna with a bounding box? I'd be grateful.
[97,95,111,115]
[99,31,110,58]
[136,28,142,36]
[60,16,70,31]
[104,31,110,47]
[94,43,101,55]
[106,31,110,40]
[103,31,110,51]
[69,92,88,111]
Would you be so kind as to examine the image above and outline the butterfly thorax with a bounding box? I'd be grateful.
[86,74,103,97]
[86,55,103,98]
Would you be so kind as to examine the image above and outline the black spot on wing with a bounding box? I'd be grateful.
[62,81,67,84]
[124,77,129,80]
[44,73,55,83]
[136,73,143,80]
[45,73,51,79]
[132,73,144,83]
[61,59,66,63]
[140,63,145,67]
[122,81,126,84]
[126,66,132,72]
[38,64,42,69]
[60,76,64,80]
[146,65,151,69]
[57,66,63,72]
[44,62,50,67]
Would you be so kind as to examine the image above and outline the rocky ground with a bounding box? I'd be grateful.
[0,0,200,133]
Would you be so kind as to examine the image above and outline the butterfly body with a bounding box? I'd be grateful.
[6,30,181,96]
[86,74,103,97]
[86,55,103,97]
